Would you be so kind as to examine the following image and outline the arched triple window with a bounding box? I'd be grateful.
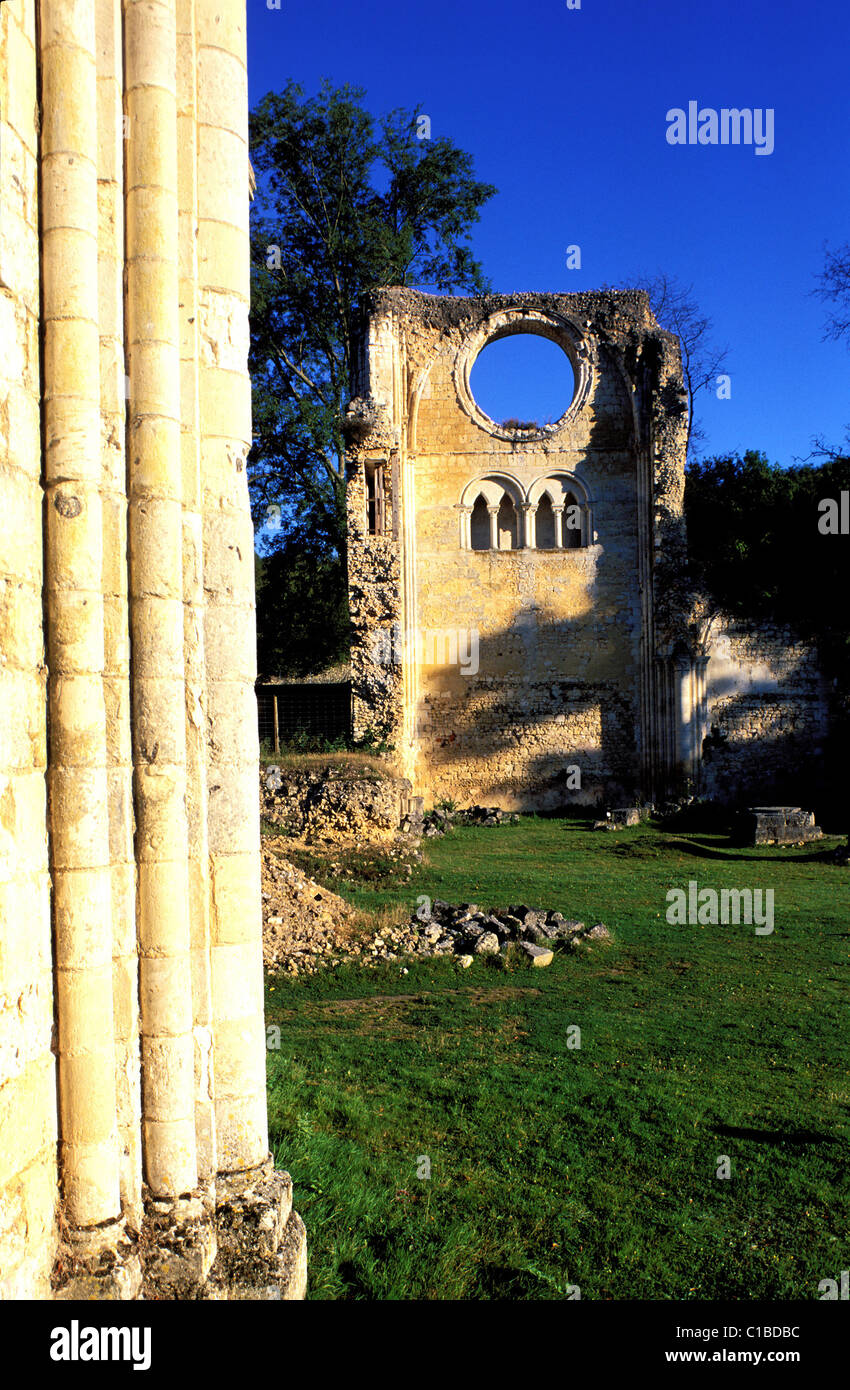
[459,474,525,551]
[459,472,592,551]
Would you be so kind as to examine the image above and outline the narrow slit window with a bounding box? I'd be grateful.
[365,463,385,536]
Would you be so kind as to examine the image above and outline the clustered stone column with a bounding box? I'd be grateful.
[0,0,306,1300]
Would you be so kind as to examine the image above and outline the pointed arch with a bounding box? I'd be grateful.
[527,471,594,548]
[497,494,519,550]
[470,494,490,550]
[535,492,557,549]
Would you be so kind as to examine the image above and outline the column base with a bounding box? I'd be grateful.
[141,1189,218,1298]
[50,1157,306,1300]
[203,1159,307,1300]
[52,1217,143,1300]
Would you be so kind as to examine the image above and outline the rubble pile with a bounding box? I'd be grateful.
[386,901,611,967]
[421,804,521,837]
[261,842,354,975]
[261,842,611,978]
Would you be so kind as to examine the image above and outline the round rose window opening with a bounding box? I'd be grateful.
[468,331,577,433]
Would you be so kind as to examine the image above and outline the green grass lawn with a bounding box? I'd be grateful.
[264,816,850,1300]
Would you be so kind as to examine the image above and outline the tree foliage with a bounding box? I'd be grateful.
[685,450,850,686]
[254,535,350,680]
[247,81,495,675]
[248,80,496,555]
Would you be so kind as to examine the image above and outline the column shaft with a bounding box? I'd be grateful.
[40,0,121,1227]
[197,0,267,1172]
[96,0,142,1225]
[176,0,217,1184]
[125,0,197,1197]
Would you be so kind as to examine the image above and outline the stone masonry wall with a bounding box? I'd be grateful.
[346,289,689,808]
[701,620,831,807]
[345,290,832,814]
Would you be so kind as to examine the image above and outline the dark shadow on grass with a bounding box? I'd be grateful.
[335,1259,375,1299]
[713,1123,839,1147]
[473,1262,554,1299]
[536,808,598,824]
[660,838,841,866]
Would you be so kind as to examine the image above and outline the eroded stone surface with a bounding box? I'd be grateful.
[737,806,823,846]
[0,0,306,1299]
[260,763,416,843]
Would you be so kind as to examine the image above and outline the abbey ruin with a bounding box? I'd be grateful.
[345,289,829,811]
[0,0,305,1298]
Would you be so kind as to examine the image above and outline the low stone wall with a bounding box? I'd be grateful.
[735,806,823,846]
[260,764,422,842]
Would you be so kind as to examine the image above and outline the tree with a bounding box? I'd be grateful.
[632,273,729,460]
[686,449,850,836]
[813,242,850,857]
[810,243,850,458]
[254,533,350,680]
[685,451,850,650]
[248,81,497,675]
[815,242,850,345]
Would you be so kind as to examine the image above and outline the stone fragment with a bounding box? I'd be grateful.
[552,919,585,938]
[736,806,823,846]
[583,923,611,942]
[518,942,554,967]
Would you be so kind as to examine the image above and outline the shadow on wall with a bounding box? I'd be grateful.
[412,607,642,812]
[410,349,651,812]
[700,697,834,821]
[701,629,836,820]
[413,633,834,816]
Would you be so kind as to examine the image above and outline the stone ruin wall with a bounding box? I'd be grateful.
[259,763,418,842]
[346,289,835,816]
[347,288,690,810]
[701,621,831,808]
[0,0,305,1299]
[347,456,405,746]
[407,294,641,811]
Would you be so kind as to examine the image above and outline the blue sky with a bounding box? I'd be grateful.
[248,0,850,466]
